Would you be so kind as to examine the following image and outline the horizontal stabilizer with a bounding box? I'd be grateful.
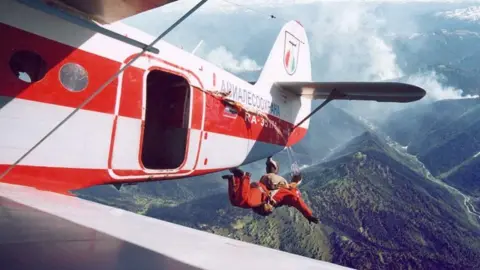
[275,82,426,103]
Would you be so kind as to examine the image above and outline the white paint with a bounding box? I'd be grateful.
[110,116,142,170]
[0,0,303,124]
[0,98,113,168]
[197,132,250,170]
[182,129,202,170]
[0,182,351,270]
[0,0,319,178]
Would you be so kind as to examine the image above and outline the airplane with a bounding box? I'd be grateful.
[0,0,426,269]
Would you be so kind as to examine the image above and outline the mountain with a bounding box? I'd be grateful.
[381,98,480,200]
[440,155,480,197]
[382,99,480,176]
[140,131,480,270]
[75,173,227,214]
[73,4,480,269]
[293,104,369,163]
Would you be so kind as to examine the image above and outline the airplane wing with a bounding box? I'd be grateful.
[275,82,426,103]
[0,182,351,270]
[42,0,178,24]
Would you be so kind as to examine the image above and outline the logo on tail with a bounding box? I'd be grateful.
[283,31,300,75]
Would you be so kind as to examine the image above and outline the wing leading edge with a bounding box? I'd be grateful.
[275,82,427,103]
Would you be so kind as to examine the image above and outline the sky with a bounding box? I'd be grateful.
[123,0,479,120]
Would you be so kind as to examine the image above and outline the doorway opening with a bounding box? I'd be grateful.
[141,70,190,170]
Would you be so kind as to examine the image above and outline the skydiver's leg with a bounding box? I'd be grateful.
[239,174,264,208]
[224,175,241,206]
[225,173,252,208]
[225,169,263,208]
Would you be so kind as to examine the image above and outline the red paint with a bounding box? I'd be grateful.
[202,93,307,146]
[0,23,118,114]
[118,66,144,118]
[0,21,309,194]
[285,50,291,67]
[191,87,204,130]
[0,165,110,194]
[0,164,234,193]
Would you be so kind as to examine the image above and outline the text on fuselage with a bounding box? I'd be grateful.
[221,80,280,117]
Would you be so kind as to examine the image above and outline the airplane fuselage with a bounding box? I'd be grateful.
[0,0,310,193]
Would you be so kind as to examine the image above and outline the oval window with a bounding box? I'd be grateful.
[59,62,89,92]
[9,50,47,83]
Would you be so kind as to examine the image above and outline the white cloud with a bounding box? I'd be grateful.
[130,0,479,106]
[405,71,480,100]
[436,6,480,21]
[160,0,480,14]
[301,1,479,122]
[307,2,403,82]
[204,46,262,73]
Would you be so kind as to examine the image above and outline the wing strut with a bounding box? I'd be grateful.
[291,89,344,131]
[18,0,160,54]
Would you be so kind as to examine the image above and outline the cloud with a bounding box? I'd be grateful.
[306,2,403,82]
[435,5,480,21]
[127,0,479,116]
[298,1,478,122]
[204,46,263,73]
[160,0,480,14]
[405,71,480,100]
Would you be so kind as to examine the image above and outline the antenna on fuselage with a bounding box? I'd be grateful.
[191,40,204,55]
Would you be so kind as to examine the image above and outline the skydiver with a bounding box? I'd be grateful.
[259,156,290,190]
[222,167,319,224]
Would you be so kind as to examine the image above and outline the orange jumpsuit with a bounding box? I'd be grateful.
[270,187,314,219]
[228,173,269,208]
[228,174,314,219]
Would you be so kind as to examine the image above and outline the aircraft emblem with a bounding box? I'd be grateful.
[283,31,300,75]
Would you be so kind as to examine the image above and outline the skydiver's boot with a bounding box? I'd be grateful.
[229,167,246,178]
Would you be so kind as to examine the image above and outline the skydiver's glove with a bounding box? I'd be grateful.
[307,216,319,224]
[292,173,302,183]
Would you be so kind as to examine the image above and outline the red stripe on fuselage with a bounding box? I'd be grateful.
[1,21,307,146]
[0,23,118,114]
[0,164,231,193]
[203,93,307,146]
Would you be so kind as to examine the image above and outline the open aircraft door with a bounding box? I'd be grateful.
[108,55,205,180]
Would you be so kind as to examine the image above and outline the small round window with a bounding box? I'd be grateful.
[9,50,47,83]
[59,62,89,92]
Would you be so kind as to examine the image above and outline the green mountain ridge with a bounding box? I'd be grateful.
[382,99,480,200]
[141,131,480,270]
[441,156,480,197]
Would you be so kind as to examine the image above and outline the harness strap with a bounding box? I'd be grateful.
[256,184,279,207]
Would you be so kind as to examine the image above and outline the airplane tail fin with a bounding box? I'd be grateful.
[256,21,312,87]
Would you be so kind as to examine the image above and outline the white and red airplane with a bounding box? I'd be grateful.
[0,0,426,269]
